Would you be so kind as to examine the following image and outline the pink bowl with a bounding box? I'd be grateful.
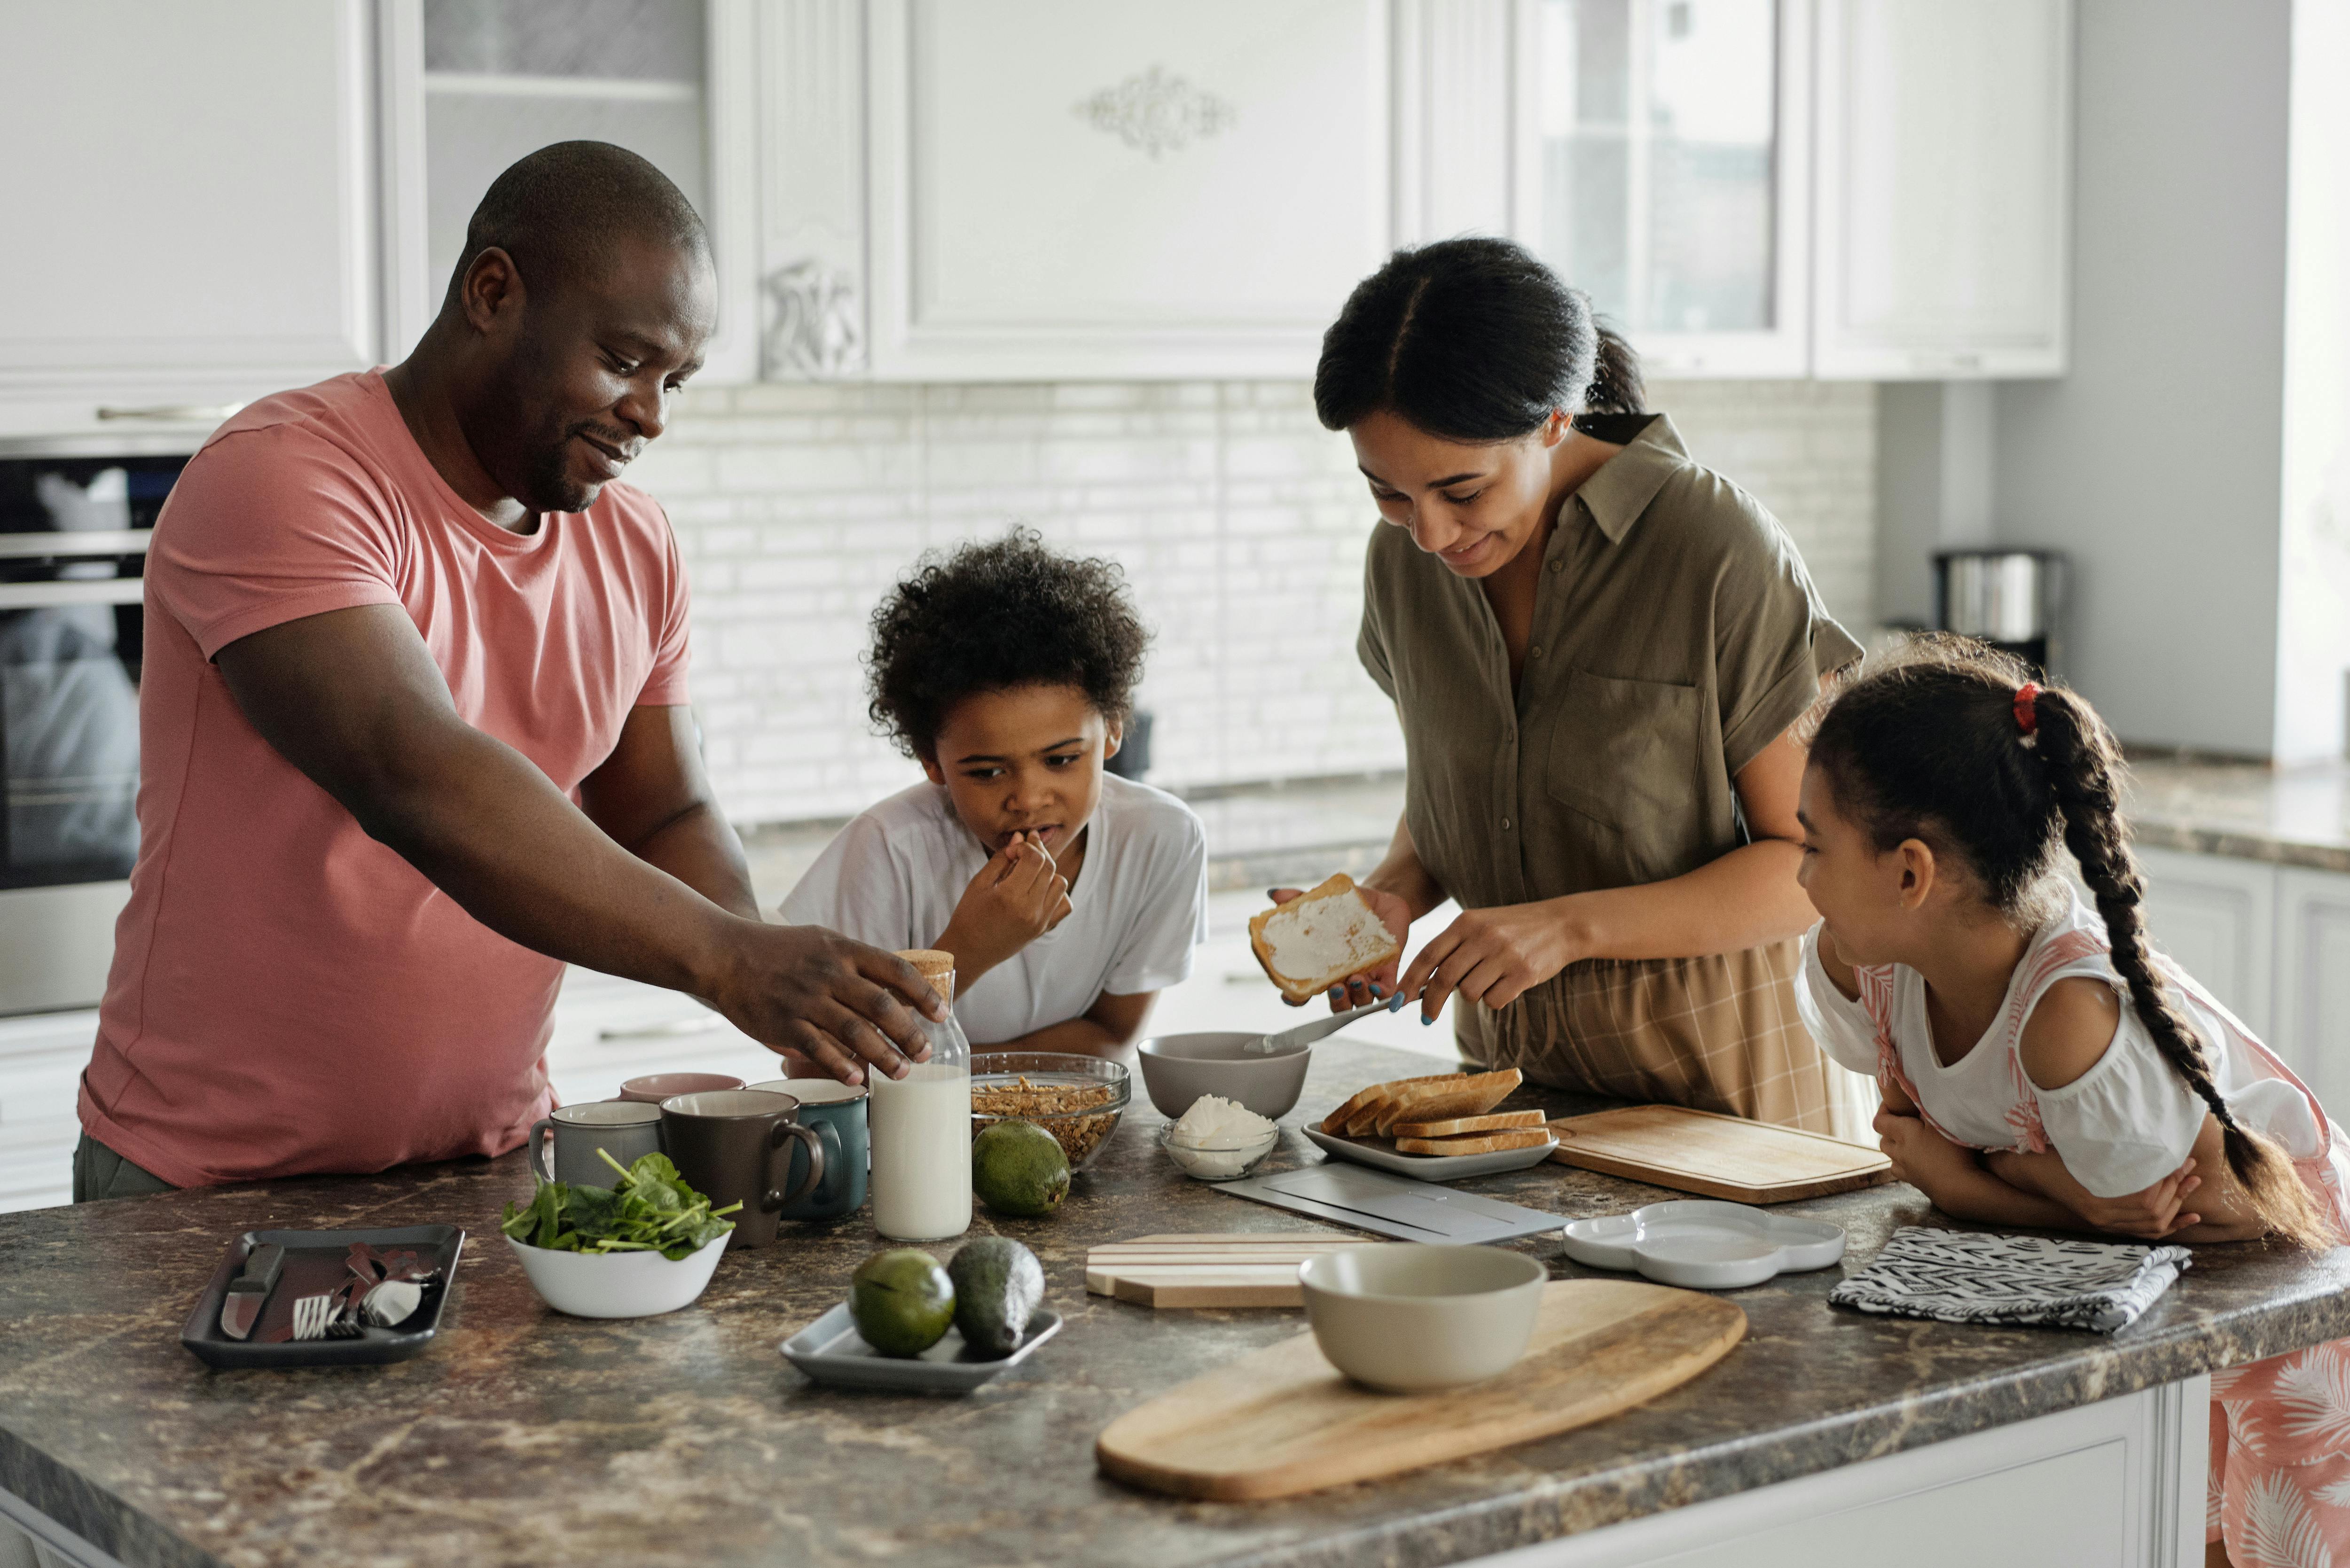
[618,1072,744,1104]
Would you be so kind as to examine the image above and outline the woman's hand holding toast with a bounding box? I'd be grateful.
[1266,881,1414,1009]
[935,833,1072,988]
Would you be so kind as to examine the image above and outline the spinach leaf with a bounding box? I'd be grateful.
[504,1146,739,1259]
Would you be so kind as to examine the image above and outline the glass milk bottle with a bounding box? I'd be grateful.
[869,950,972,1241]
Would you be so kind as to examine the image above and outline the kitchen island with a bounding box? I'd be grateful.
[5,1038,2347,1568]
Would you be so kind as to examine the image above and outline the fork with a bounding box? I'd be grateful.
[290,1283,368,1341]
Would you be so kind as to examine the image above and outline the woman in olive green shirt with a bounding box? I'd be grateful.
[1292,238,1864,1133]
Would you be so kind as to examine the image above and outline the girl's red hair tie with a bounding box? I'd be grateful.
[2014,681,2041,735]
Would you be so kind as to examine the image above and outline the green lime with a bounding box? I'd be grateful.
[849,1248,955,1357]
[972,1119,1071,1218]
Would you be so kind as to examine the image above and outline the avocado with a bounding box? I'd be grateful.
[971,1119,1070,1218]
[849,1248,956,1357]
[948,1236,1045,1358]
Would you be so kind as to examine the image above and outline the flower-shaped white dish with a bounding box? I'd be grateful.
[1558,1200,1846,1290]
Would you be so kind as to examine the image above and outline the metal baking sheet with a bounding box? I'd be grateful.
[1215,1162,1565,1244]
[179,1225,464,1370]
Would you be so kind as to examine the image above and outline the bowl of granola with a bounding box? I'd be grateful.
[970,1053,1131,1173]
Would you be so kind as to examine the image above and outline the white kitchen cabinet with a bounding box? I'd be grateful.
[1513,0,1814,378]
[0,1010,99,1214]
[1466,1376,2206,1566]
[2276,867,2350,1118]
[855,0,1398,381]
[0,0,379,445]
[376,0,761,381]
[1812,0,2073,379]
[2134,845,2277,1039]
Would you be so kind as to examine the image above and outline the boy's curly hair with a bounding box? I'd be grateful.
[865,528,1150,761]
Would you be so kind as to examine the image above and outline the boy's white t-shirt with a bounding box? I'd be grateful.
[779,773,1209,1045]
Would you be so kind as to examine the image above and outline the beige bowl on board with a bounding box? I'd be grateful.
[1299,1244,1546,1393]
[1134,1031,1311,1120]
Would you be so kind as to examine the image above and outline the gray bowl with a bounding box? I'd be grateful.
[1135,1031,1311,1121]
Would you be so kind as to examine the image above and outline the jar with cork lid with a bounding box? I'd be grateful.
[868,948,971,1241]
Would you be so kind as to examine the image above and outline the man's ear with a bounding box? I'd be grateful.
[460,246,526,337]
[1895,838,1939,912]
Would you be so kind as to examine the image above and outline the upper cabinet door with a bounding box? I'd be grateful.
[863,0,1395,381]
[0,0,377,443]
[380,0,761,382]
[1515,0,1813,379]
[1813,0,2073,379]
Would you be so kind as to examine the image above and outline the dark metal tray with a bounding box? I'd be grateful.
[179,1225,464,1369]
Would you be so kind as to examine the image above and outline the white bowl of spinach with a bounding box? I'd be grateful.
[500,1150,739,1318]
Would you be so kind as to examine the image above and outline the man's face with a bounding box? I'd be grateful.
[471,233,716,514]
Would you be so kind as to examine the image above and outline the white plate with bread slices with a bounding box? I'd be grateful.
[1306,1068,1558,1181]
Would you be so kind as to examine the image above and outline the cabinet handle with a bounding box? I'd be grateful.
[94,403,243,423]
[0,579,143,610]
[597,1016,727,1041]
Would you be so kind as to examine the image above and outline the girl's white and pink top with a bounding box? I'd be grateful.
[1796,887,2350,1217]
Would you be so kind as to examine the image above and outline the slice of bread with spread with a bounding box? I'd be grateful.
[1249,874,1402,1004]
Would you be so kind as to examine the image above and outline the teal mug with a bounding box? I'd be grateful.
[750,1077,868,1222]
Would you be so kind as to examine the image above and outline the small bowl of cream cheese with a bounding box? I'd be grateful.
[1160,1094,1282,1181]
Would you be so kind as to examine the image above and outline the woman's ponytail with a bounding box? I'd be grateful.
[1583,321,1646,416]
[2029,686,2338,1250]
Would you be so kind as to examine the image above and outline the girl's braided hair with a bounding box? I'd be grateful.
[1808,634,2335,1249]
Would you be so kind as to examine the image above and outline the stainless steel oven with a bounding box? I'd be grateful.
[0,456,184,1015]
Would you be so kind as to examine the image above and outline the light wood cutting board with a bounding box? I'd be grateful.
[1086,1233,1360,1309]
[1096,1279,1745,1500]
[1546,1103,1893,1203]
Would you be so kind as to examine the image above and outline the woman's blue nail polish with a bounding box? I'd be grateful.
[1421,1014,1435,1027]
[1370,984,1384,999]
[1388,993,1407,1012]
[1328,985,1344,1000]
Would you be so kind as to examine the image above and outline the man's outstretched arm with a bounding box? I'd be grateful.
[214,603,940,1083]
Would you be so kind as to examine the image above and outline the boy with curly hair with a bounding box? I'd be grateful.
[781,530,1207,1057]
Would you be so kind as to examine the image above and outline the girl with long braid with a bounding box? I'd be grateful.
[1792,636,2350,1568]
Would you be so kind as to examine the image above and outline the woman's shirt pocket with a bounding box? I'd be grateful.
[1544,667,1710,884]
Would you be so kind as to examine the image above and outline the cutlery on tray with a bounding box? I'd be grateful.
[217,1243,285,1341]
[1246,995,1402,1055]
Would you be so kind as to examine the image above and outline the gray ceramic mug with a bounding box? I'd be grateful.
[531,1100,665,1186]
[750,1078,868,1222]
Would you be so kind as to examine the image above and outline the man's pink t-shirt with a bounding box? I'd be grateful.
[81,370,692,1187]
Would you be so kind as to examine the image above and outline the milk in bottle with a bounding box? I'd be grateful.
[870,950,971,1241]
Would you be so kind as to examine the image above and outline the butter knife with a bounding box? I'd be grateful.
[219,1243,284,1340]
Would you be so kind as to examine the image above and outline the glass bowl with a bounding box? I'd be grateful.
[1158,1123,1281,1182]
[970,1052,1131,1172]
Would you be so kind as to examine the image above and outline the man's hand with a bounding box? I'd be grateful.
[708,925,945,1087]
[1267,881,1414,1010]
[935,834,1070,987]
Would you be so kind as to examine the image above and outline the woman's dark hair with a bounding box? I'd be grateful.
[1807,636,2335,1249]
[1312,236,1645,440]
[865,528,1149,761]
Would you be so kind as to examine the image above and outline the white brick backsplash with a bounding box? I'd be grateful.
[632,378,1874,826]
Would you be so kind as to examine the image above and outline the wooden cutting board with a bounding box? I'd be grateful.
[1097,1279,1745,1499]
[1546,1103,1893,1203]
[1085,1233,1360,1309]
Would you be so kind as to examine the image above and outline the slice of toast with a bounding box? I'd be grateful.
[1371,1069,1522,1135]
[1249,874,1403,1005]
[1338,1074,1467,1136]
[1395,1127,1554,1156]
[1388,1108,1544,1138]
[1321,1074,1465,1136]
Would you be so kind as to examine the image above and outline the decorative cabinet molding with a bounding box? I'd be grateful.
[861,0,1397,381]
[0,0,378,442]
[2277,867,2350,1116]
[1813,0,2074,379]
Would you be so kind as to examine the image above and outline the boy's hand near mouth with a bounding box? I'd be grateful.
[936,830,1073,985]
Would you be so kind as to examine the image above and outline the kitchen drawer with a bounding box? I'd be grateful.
[0,1011,94,1214]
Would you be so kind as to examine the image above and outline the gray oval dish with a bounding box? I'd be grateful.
[1559,1200,1846,1289]
[780,1303,1062,1393]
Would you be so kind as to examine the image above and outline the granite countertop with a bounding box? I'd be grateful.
[8,1039,2349,1568]
[2125,756,2350,874]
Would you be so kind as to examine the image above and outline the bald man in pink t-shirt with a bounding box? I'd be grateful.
[75,143,941,1197]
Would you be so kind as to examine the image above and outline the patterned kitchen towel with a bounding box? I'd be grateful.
[1828,1226,2192,1333]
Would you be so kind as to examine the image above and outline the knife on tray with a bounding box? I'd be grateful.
[218,1243,284,1340]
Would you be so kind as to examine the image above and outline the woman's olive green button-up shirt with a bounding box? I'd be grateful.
[1358,412,1863,915]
